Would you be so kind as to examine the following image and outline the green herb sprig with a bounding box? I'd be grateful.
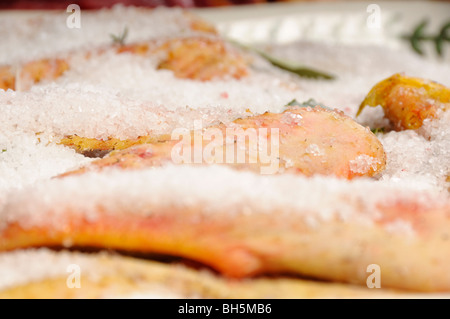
[403,20,450,56]
[370,127,385,134]
[230,40,335,80]
[286,98,331,110]
[110,27,129,46]
[258,51,335,80]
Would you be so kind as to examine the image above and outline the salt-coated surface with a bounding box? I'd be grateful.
[0,6,449,292]
[0,133,91,194]
[0,74,297,141]
[263,41,450,117]
[0,165,444,234]
[0,6,204,65]
[0,248,187,298]
[0,7,447,207]
[0,248,99,291]
[2,40,448,191]
[263,41,450,192]
[349,155,380,175]
[378,110,450,192]
[0,5,303,192]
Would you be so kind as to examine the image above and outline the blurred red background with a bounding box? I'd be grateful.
[0,0,303,9]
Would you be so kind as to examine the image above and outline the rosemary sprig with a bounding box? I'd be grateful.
[230,40,335,80]
[402,20,450,56]
[110,26,129,46]
[370,127,385,134]
[436,21,450,56]
[286,99,305,107]
[258,50,335,80]
[286,98,331,110]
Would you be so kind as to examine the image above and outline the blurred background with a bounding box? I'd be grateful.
[0,0,446,10]
[0,0,447,60]
[0,0,343,10]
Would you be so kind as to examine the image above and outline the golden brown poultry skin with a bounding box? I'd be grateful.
[59,134,171,158]
[357,73,450,130]
[1,190,449,292]
[19,59,70,91]
[156,37,248,81]
[0,250,434,299]
[60,106,385,179]
[0,65,15,91]
[0,36,249,92]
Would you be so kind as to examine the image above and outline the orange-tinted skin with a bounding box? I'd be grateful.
[358,73,450,130]
[117,37,248,81]
[0,59,69,91]
[1,37,248,92]
[0,65,15,91]
[156,38,248,81]
[182,10,218,34]
[60,106,386,179]
[0,12,220,92]
[59,134,171,157]
[19,58,70,91]
[1,197,449,291]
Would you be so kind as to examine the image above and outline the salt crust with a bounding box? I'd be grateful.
[0,133,91,194]
[264,41,450,116]
[262,41,450,192]
[349,154,380,175]
[0,6,449,291]
[0,165,444,233]
[2,249,450,298]
[0,72,298,141]
[0,7,447,207]
[0,248,99,291]
[1,8,448,193]
[0,247,186,298]
[378,110,450,192]
[0,6,202,66]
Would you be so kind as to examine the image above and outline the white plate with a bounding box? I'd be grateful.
[192,1,450,59]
